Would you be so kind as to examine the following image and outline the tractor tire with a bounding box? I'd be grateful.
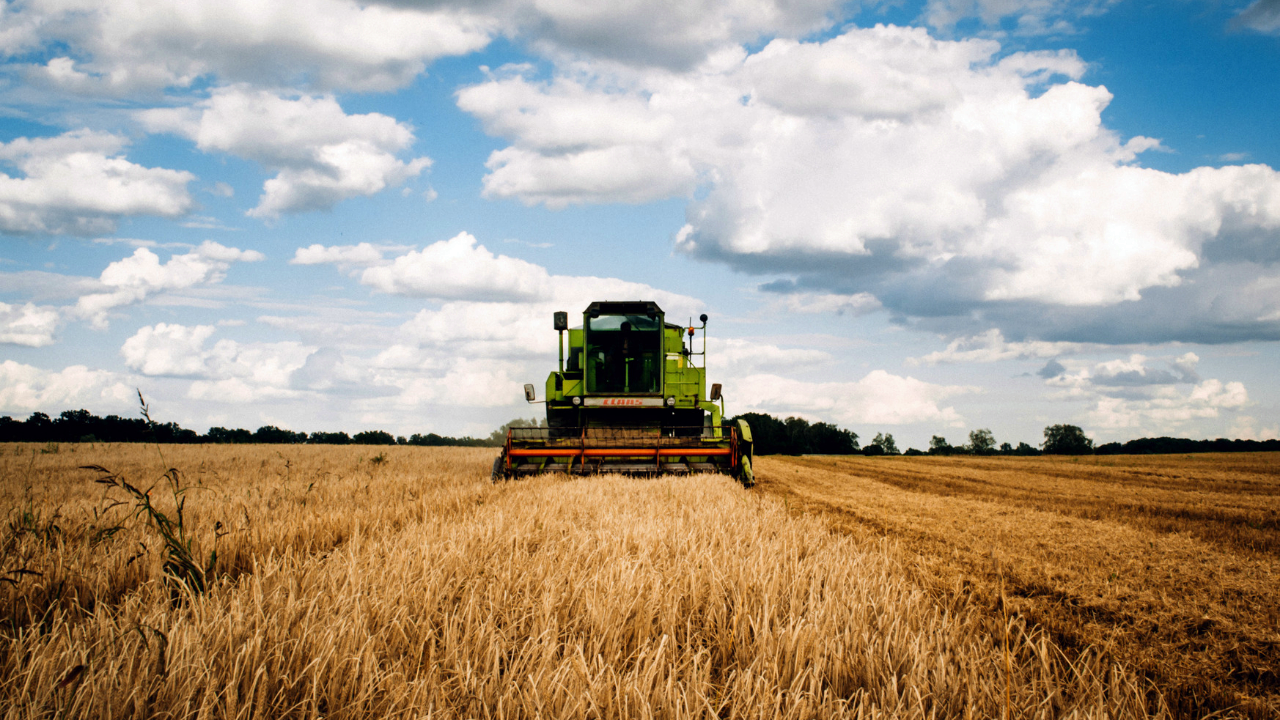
[491,451,507,483]
[739,455,754,488]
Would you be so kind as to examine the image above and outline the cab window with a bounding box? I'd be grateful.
[585,314,661,393]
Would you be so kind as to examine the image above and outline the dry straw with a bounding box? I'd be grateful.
[2,444,1163,718]
[759,453,1280,718]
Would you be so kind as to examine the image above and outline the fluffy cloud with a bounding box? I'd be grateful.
[120,323,219,376]
[366,357,533,410]
[1047,353,1204,394]
[0,302,61,347]
[140,88,430,217]
[0,130,194,235]
[0,2,43,56]
[713,337,832,377]
[1088,352,1199,387]
[1228,416,1280,442]
[291,242,388,268]
[459,25,1280,343]
[918,0,1121,35]
[304,232,701,314]
[510,0,839,69]
[459,72,700,207]
[1043,352,1249,436]
[15,0,494,94]
[0,360,135,415]
[9,0,848,99]
[768,292,882,316]
[74,242,264,328]
[361,232,549,301]
[908,329,1084,365]
[729,369,972,427]
[122,323,314,402]
[1085,380,1248,432]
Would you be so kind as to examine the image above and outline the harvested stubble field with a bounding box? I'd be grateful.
[756,453,1280,718]
[0,445,1262,719]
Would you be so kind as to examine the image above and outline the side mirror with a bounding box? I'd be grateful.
[553,311,568,331]
[710,383,722,401]
[524,384,537,403]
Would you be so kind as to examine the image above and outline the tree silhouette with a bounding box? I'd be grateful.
[1042,424,1094,455]
[869,432,899,455]
[968,428,996,455]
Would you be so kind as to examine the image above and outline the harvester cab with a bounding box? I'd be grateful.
[493,301,754,486]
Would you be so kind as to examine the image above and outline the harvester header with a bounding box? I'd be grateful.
[493,301,753,485]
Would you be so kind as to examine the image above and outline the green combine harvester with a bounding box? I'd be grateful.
[492,301,754,486]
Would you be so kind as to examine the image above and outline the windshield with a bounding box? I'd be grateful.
[585,314,661,393]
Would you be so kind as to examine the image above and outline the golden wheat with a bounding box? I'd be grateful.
[756,454,1280,719]
[1,443,1163,718]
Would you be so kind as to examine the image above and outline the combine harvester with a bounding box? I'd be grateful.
[493,301,753,486]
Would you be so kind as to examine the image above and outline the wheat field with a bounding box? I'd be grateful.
[2,443,1177,718]
[756,453,1280,719]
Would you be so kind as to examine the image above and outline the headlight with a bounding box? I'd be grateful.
[665,396,675,407]
[572,396,581,405]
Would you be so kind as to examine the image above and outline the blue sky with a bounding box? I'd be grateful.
[2,0,1278,449]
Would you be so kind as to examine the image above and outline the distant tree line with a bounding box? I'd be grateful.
[726,417,1280,457]
[914,424,1280,457]
[728,413,859,455]
[1094,436,1280,455]
[4,409,1278,456]
[921,426,1094,456]
[921,430,1041,456]
[0,410,498,447]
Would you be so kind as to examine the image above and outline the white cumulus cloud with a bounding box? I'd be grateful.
[74,241,264,328]
[15,0,495,94]
[291,242,388,268]
[511,0,840,69]
[909,329,1084,365]
[360,232,550,302]
[0,360,136,415]
[9,0,848,100]
[458,24,1280,343]
[0,302,61,347]
[122,323,315,402]
[0,130,194,236]
[1041,352,1250,437]
[139,88,431,217]
[302,232,702,315]
[1086,379,1249,433]
[919,0,1122,35]
[729,369,973,427]
[369,357,532,410]
[121,323,219,376]
[713,337,832,377]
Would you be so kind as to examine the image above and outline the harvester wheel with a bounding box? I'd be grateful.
[491,451,507,483]
[739,455,754,488]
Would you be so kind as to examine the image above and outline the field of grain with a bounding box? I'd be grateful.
[756,453,1280,719]
[0,443,1172,719]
